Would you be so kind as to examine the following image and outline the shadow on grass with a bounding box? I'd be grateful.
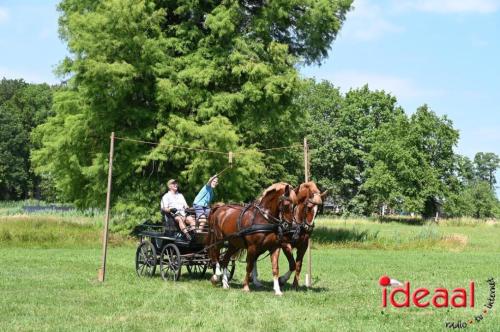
[231,280,329,293]
[377,216,427,226]
[312,226,379,245]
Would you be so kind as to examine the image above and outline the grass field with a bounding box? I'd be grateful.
[0,212,499,331]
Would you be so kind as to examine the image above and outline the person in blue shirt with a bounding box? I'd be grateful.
[193,175,218,228]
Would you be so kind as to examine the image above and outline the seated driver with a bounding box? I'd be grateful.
[161,179,195,240]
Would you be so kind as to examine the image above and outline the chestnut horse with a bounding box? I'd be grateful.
[252,181,327,289]
[207,183,297,295]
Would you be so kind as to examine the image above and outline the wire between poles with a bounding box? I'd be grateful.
[114,136,303,155]
[114,136,227,155]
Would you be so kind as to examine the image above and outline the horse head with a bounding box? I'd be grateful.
[258,182,297,224]
[294,181,328,228]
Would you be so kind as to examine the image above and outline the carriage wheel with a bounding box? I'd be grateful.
[187,263,208,278]
[160,244,182,281]
[136,241,157,277]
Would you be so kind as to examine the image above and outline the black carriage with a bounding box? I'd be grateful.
[134,209,235,281]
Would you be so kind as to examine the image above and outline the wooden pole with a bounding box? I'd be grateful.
[98,132,115,282]
[304,137,309,182]
[304,137,312,288]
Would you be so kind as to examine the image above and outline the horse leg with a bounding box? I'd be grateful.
[221,245,238,289]
[210,243,223,285]
[208,237,222,286]
[243,246,257,292]
[271,248,283,296]
[292,241,308,290]
[279,243,295,286]
[251,262,263,288]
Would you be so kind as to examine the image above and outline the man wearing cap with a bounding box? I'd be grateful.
[161,179,195,240]
[192,175,218,229]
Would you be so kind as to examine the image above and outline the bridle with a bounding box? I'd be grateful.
[277,194,295,224]
[296,192,322,233]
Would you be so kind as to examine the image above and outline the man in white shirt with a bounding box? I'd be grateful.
[161,179,195,240]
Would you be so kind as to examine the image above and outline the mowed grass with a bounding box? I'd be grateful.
[1,215,499,331]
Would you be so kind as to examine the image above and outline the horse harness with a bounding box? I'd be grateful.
[235,194,295,239]
[205,192,319,253]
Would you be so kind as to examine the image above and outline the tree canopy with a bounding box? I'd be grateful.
[299,79,498,218]
[0,78,54,200]
[32,0,352,228]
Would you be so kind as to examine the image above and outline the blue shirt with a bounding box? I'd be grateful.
[193,184,214,207]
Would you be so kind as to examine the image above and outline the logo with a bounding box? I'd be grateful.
[379,275,474,308]
[379,276,496,329]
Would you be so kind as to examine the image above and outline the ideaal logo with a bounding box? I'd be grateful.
[379,276,496,329]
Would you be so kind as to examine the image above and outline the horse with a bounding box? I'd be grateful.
[206,183,297,295]
[251,181,327,290]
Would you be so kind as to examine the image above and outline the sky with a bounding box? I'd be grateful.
[0,0,499,162]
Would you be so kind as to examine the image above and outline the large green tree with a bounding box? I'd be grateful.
[474,152,499,191]
[0,79,54,200]
[300,80,461,217]
[302,81,406,215]
[32,0,352,227]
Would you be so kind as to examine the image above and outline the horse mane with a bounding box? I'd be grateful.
[296,181,320,202]
[257,182,288,202]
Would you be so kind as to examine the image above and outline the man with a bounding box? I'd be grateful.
[192,175,218,228]
[161,179,195,240]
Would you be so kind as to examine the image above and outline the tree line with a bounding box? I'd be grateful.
[1,1,498,228]
[300,80,499,218]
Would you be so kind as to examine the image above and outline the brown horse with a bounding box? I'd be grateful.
[207,183,297,295]
[251,181,327,290]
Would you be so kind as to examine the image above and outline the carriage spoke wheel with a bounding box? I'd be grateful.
[136,241,157,277]
[186,262,208,278]
[160,244,182,281]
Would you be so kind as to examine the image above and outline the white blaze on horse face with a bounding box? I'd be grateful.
[309,205,319,224]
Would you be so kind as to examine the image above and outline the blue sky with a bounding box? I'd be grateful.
[0,0,499,162]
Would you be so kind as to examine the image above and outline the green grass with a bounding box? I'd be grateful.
[0,215,499,331]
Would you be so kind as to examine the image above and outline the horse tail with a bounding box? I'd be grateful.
[206,208,220,265]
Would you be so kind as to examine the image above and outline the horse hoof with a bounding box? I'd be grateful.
[275,291,283,296]
[242,286,250,292]
[278,277,286,287]
[210,275,219,286]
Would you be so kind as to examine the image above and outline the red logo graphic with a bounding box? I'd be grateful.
[379,275,475,308]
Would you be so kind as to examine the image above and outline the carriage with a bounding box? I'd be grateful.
[134,209,235,281]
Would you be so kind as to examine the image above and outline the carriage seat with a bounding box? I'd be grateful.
[161,208,197,232]
[161,210,179,232]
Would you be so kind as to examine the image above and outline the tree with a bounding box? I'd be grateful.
[300,80,463,217]
[0,79,54,200]
[474,152,499,191]
[301,81,406,215]
[406,105,459,218]
[0,102,27,199]
[33,0,352,228]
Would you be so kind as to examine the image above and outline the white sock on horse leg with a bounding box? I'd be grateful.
[215,262,222,276]
[222,268,229,289]
[273,277,283,295]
